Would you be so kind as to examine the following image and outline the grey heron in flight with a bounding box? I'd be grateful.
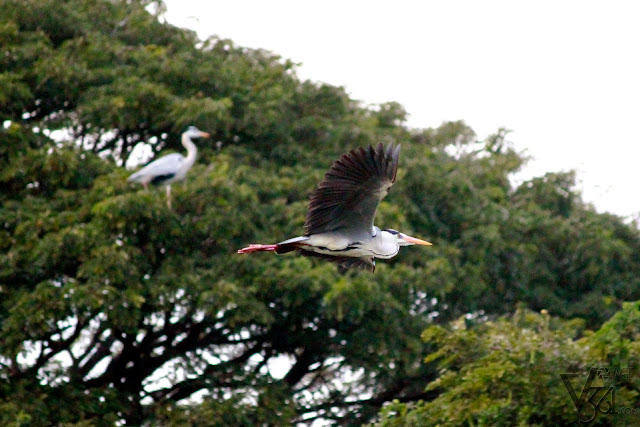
[127,126,210,209]
[238,143,432,271]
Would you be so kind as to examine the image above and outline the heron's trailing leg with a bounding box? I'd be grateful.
[166,185,172,210]
[237,238,305,254]
[237,244,278,254]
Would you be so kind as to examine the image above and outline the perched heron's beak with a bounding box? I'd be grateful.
[401,234,432,246]
[200,131,211,138]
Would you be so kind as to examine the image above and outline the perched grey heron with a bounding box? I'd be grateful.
[127,126,210,209]
[238,143,432,271]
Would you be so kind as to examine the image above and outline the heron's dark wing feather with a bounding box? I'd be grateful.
[151,173,176,185]
[298,250,375,272]
[305,143,401,236]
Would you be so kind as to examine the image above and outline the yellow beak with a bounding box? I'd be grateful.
[402,235,433,246]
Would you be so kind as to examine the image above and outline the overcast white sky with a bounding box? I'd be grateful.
[162,0,640,219]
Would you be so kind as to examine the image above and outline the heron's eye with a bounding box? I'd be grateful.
[383,229,400,235]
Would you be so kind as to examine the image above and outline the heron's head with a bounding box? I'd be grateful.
[383,229,432,247]
[184,126,210,139]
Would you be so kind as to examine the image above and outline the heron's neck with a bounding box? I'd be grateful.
[374,231,400,259]
[181,134,198,170]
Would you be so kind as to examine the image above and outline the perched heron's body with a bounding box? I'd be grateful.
[238,143,432,271]
[128,126,209,208]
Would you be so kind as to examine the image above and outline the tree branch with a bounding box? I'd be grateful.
[28,315,91,374]
[149,341,265,403]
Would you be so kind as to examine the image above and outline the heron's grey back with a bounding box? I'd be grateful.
[127,153,185,183]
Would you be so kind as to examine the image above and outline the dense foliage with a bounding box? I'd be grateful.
[375,303,640,426]
[1,0,639,425]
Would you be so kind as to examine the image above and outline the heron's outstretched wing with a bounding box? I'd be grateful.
[128,153,184,183]
[305,143,401,236]
[298,250,375,272]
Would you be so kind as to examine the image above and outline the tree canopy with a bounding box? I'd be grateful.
[375,302,640,426]
[1,0,640,425]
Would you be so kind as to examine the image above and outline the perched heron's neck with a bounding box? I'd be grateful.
[181,133,198,170]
